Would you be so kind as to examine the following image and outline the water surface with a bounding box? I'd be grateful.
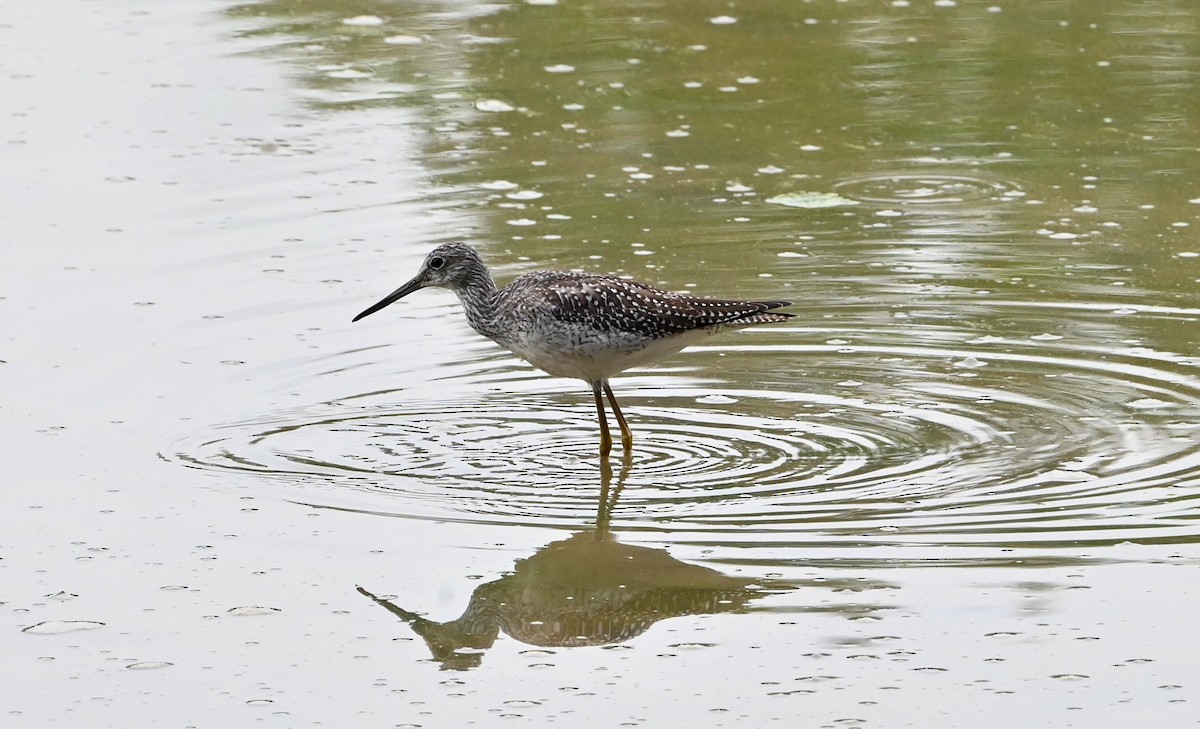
[5,1,1200,727]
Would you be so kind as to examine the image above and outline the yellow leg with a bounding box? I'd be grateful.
[591,381,613,459]
[602,380,634,454]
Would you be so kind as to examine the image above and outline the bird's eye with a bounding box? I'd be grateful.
[429,256,445,270]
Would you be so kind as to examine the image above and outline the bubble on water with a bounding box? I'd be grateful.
[475,99,515,113]
[953,356,988,369]
[767,192,859,209]
[383,35,423,45]
[1126,398,1175,410]
[342,15,384,26]
[127,661,173,670]
[227,606,281,616]
[23,620,105,634]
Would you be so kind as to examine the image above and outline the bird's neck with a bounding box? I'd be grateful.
[453,267,503,340]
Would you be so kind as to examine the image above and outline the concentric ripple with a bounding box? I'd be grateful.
[833,173,1022,205]
[167,315,1200,548]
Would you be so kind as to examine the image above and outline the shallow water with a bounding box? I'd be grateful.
[5,0,1200,726]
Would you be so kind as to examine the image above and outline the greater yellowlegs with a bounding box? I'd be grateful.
[352,243,792,459]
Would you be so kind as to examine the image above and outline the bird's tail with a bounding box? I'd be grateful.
[729,301,792,325]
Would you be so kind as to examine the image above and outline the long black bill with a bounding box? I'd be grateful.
[352,276,424,322]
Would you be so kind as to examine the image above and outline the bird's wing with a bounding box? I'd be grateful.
[529,272,791,335]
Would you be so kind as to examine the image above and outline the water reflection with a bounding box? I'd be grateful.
[356,463,799,670]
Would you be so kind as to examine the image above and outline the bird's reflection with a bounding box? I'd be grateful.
[357,460,789,670]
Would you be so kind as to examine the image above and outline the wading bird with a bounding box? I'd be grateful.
[353,243,792,459]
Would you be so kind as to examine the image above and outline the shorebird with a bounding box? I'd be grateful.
[352,243,792,459]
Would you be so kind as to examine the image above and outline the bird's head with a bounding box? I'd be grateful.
[352,242,486,322]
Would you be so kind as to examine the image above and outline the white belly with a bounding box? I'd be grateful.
[505,326,716,382]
